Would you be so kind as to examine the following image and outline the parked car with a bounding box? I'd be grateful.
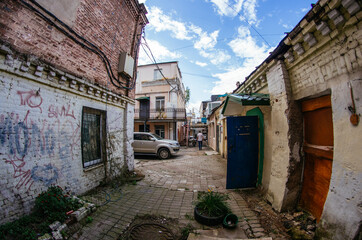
[133,132,180,159]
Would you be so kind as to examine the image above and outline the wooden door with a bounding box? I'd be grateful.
[300,95,333,222]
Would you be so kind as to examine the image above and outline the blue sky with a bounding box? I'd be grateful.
[138,0,314,113]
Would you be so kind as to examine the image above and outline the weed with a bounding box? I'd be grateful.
[0,185,82,240]
[60,230,68,239]
[184,213,194,220]
[35,185,82,223]
[86,216,93,224]
[180,223,195,240]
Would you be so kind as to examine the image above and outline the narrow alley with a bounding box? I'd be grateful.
[68,147,295,240]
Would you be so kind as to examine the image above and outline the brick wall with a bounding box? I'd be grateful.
[0,52,134,223]
[0,0,146,97]
[0,0,146,224]
[288,24,362,100]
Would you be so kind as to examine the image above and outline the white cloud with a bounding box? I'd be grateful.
[138,39,181,65]
[242,0,258,25]
[147,7,192,40]
[199,49,231,65]
[195,61,208,67]
[193,29,219,50]
[145,6,230,66]
[138,0,146,3]
[209,25,272,94]
[207,0,259,25]
[208,0,243,17]
[228,26,268,58]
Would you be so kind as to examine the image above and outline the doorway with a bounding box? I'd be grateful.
[226,116,259,189]
[300,95,333,222]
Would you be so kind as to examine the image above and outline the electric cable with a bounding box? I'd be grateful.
[140,34,178,91]
[225,3,272,48]
[18,0,140,90]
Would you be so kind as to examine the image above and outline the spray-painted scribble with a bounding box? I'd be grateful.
[48,104,76,119]
[17,90,43,113]
[1,88,79,191]
[31,164,58,186]
[5,154,33,190]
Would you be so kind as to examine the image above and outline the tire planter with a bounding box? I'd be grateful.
[194,206,226,226]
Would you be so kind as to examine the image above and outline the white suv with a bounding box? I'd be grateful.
[133,132,180,159]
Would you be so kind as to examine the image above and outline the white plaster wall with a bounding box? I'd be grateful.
[258,106,272,192]
[0,71,129,224]
[125,103,135,171]
[286,21,362,239]
[265,61,291,211]
[320,73,362,239]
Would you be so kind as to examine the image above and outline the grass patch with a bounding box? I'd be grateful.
[0,185,82,240]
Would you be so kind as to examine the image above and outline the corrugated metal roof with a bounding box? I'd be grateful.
[221,93,270,114]
[229,93,270,105]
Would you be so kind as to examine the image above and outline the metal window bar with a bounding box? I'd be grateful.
[82,112,102,167]
[135,108,186,120]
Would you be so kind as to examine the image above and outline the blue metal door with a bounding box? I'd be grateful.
[226,116,258,189]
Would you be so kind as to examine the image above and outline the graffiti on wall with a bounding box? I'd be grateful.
[0,88,80,191]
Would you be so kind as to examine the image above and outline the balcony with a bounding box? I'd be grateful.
[135,108,186,122]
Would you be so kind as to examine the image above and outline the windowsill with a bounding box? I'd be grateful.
[83,163,104,172]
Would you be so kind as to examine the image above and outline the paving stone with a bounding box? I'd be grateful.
[254,232,267,237]
[250,223,263,228]
[72,148,253,239]
[253,227,265,232]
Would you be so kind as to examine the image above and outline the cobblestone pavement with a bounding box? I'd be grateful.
[70,147,269,239]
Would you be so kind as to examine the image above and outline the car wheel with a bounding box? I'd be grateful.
[158,148,170,160]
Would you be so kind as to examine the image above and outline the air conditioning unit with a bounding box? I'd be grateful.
[118,52,134,78]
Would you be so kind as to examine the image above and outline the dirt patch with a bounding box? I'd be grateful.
[237,189,316,240]
[119,214,195,240]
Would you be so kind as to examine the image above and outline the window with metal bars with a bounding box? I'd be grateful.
[81,107,106,168]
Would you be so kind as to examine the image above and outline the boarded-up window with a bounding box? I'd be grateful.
[81,107,106,167]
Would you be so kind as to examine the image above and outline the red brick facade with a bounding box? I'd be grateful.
[0,0,147,97]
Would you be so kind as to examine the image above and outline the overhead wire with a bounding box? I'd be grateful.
[225,3,272,48]
[140,34,178,92]
[18,0,138,90]
[183,72,218,79]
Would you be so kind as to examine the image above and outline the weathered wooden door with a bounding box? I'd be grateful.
[300,95,333,222]
[226,116,259,189]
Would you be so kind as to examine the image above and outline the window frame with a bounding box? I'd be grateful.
[155,125,165,138]
[81,107,107,168]
[156,96,165,111]
[153,68,162,80]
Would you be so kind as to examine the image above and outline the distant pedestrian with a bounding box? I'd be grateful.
[197,131,204,150]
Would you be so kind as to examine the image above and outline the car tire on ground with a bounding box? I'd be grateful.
[158,148,170,160]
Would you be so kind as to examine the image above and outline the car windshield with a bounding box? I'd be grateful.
[149,133,163,140]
